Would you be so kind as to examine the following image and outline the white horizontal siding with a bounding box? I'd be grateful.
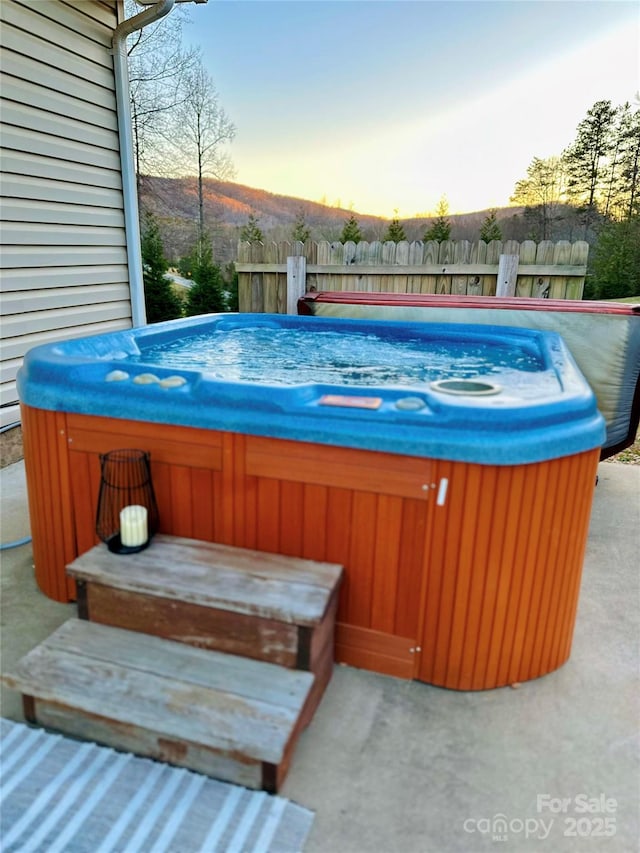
[2,246,128,269]
[2,265,130,292]
[1,74,119,133]
[2,199,126,229]
[2,283,131,315]
[1,120,120,170]
[3,222,126,247]
[62,0,119,30]
[1,174,125,208]
[2,2,114,67]
[1,317,132,364]
[0,0,133,427]
[3,301,133,341]
[1,357,26,387]
[5,49,116,110]
[1,150,123,190]
[1,404,21,427]
[19,0,116,47]
[1,317,133,409]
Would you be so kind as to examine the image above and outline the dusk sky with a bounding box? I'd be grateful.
[183,1,639,217]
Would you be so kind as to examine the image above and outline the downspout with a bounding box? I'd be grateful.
[112,0,176,327]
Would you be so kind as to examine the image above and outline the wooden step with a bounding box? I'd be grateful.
[2,618,314,792]
[67,535,343,725]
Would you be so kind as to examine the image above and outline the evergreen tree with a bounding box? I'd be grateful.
[339,214,362,244]
[239,213,263,242]
[177,253,194,279]
[614,104,640,220]
[587,217,640,300]
[601,103,628,219]
[479,209,502,242]
[140,211,182,323]
[382,212,406,242]
[563,100,616,227]
[185,237,226,316]
[423,197,452,242]
[292,210,311,243]
[224,261,239,312]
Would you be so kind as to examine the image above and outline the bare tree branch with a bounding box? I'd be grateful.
[162,59,236,238]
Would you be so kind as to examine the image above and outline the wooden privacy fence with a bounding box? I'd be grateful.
[236,239,589,313]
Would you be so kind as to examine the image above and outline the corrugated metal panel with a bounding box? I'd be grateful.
[1,0,132,427]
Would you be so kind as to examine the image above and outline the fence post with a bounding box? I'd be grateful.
[286,255,306,314]
[496,254,519,297]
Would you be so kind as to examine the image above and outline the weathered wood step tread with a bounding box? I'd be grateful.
[68,534,343,626]
[2,618,314,792]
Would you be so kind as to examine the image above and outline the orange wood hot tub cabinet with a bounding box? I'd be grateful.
[21,404,600,690]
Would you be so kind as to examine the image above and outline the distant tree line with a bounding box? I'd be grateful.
[513,100,639,299]
[279,100,639,300]
[129,0,638,316]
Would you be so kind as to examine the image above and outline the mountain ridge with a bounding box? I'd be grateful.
[139,174,529,263]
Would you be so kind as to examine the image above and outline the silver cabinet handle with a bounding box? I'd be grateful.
[436,478,449,506]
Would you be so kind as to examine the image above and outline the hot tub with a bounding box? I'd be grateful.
[18,314,605,689]
[299,292,640,459]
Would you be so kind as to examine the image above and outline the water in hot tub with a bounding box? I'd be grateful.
[129,327,543,387]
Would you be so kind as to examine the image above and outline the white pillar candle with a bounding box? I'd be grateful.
[119,505,148,548]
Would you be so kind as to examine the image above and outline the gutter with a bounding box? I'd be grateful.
[112,0,176,327]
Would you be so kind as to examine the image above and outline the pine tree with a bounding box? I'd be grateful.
[423,197,452,242]
[185,238,226,316]
[177,253,195,279]
[140,211,182,323]
[563,100,616,222]
[292,210,311,243]
[239,213,263,242]
[224,261,239,312]
[479,209,502,242]
[382,213,406,243]
[588,217,640,299]
[339,214,362,244]
[614,104,640,220]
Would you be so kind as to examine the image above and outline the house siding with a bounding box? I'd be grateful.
[1,0,131,426]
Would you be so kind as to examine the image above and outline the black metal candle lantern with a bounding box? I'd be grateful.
[95,449,159,554]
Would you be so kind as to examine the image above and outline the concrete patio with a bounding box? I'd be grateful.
[1,457,638,852]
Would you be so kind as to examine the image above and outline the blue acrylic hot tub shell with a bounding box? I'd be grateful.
[17,313,605,466]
